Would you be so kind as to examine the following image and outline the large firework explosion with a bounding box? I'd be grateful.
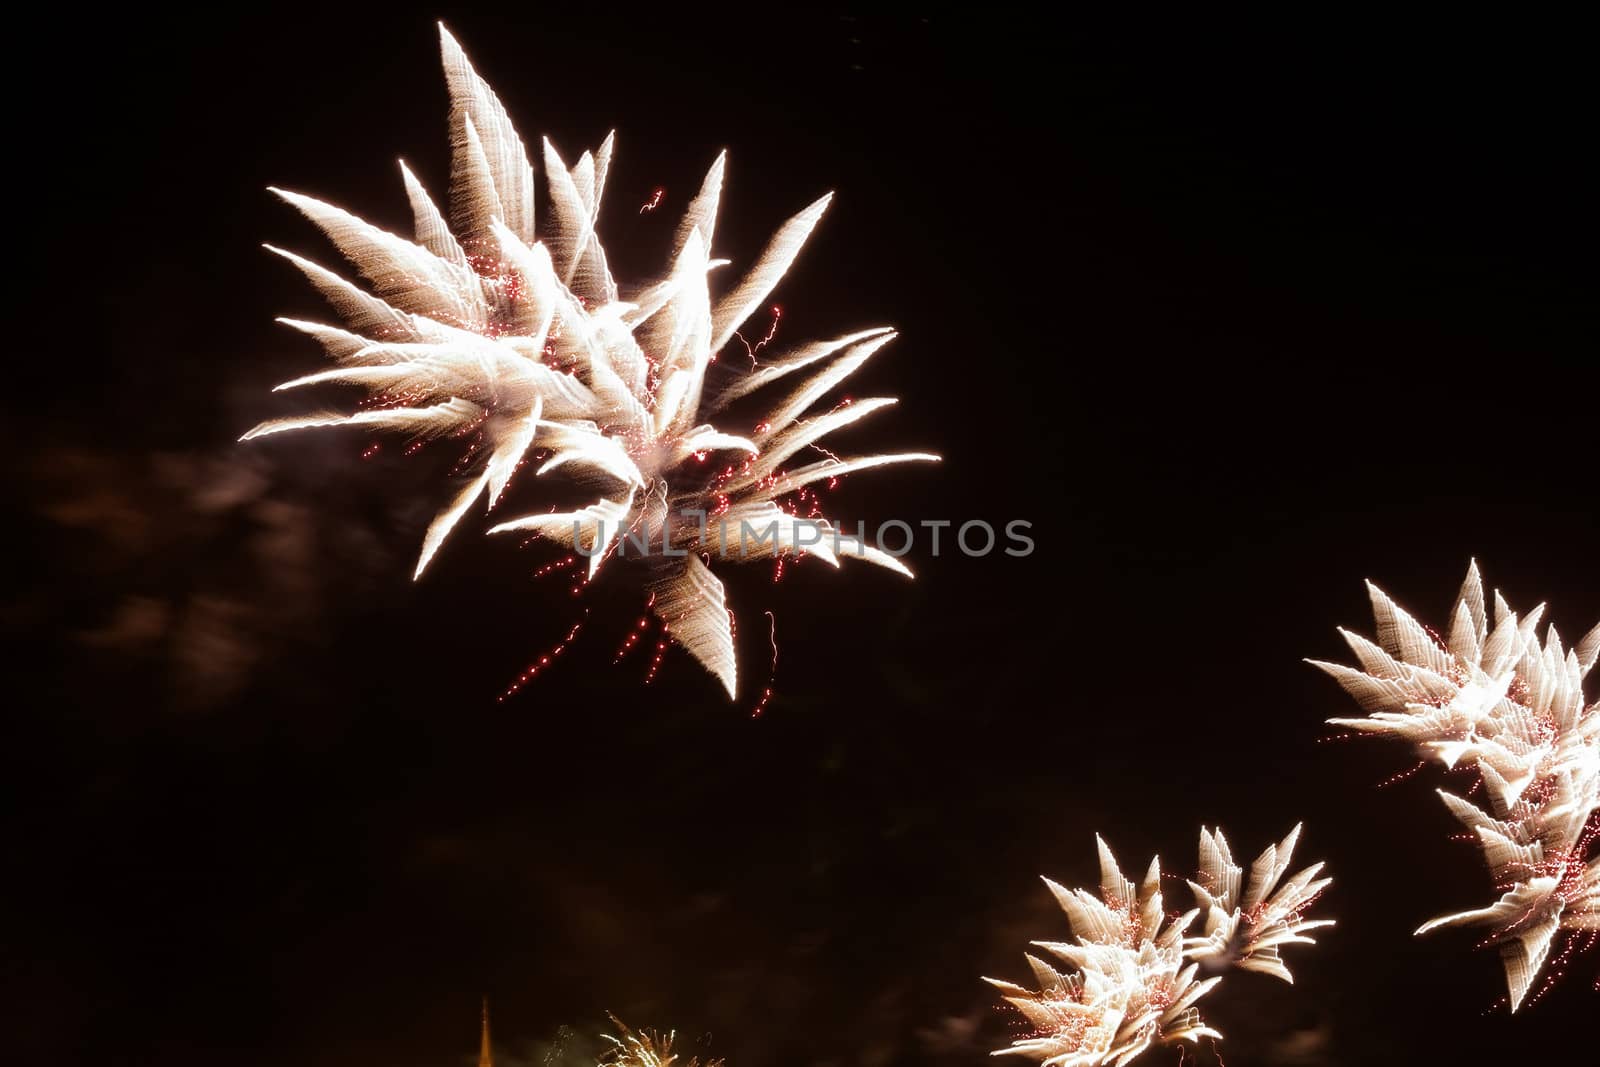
[243,24,936,699]
[1313,562,1600,1010]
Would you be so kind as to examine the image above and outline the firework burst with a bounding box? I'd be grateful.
[987,827,1331,1065]
[1312,562,1600,1010]
[601,1017,723,1067]
[242,24,937,698]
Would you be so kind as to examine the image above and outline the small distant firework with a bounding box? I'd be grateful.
[243,24,936,699]
[601,1017,723,1067]
[987,826,1332,1065]
[1312,562,1600,1010]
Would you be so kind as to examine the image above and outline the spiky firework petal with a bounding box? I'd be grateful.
[1314,562,1600,1010]
[1182,823,1335,984]
[244,24,937,697]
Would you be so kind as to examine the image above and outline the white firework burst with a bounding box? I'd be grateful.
[242,24,937,698]
[987,827,1331,1065]
[1312,561,1600,1010]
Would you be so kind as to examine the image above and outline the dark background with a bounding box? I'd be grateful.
[5,8,1595,1065]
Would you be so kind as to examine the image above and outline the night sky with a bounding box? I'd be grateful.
[7,9,1596,1066]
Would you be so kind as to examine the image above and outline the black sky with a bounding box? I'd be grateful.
[5,8,1596,1066]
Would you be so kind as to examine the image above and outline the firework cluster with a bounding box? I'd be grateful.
[1314,562,1600,1009]
[987,826,1332,1065]
[599,1018,723,1067]
[244,24,935,698]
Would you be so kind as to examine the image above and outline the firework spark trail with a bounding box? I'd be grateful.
[1312,561,1600,1010]
[987,827,1332,1065]
[242,23,938,701]
[613,614,651,664]
[533,554,577,579]
[643,621,671,685]
[498,609,588,701]
[750,609,777,718]
[1377,760,1428,789]
[734,305,781,369]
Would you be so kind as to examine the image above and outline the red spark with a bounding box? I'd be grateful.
[638,186,665,214]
